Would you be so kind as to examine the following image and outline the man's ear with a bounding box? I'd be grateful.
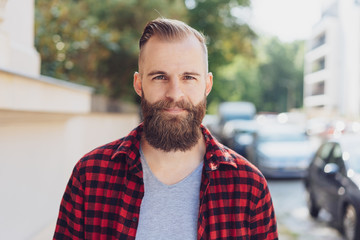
[133,72,142,97]
[205,72,213,96]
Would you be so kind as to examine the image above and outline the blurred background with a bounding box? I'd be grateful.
[1,0,359,239]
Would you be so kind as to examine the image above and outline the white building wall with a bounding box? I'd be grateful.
[1,0,40,76]
[325,17,341,113]
[0,1,142,239]
[304,17,340,112]
[0,111,139,240]
[304,0,360,119]
[338,1,360,118]
[0,69,93,113]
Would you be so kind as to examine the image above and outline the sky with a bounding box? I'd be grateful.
[247,0,330,42]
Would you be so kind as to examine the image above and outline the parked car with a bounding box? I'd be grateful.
[221,119,258,158]
[304,135,360,240]
[246,124,314,178]
[218,101,256,122]
[217,101,256,142]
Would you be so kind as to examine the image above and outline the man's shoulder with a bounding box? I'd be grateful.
[224,146,262,174]
[85,138,125,159]
[75,125,142,170]
[75,137,127,168]
[202,125,265,181]
[212,144,267,187]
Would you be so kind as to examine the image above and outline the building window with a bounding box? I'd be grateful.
[311,33,326,50]
[306,81,325,96]
[312,57,326,72]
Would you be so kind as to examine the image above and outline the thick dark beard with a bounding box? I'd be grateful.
[141,96,207,152]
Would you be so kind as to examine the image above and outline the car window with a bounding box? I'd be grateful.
[314,143,334,167]
[258,131,307,142]
[328,144,346,174]
[319,143,334,162]
[343,145,360,173]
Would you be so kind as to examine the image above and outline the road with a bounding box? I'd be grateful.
[268,179,344,240]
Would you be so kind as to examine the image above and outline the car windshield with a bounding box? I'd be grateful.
[259,132,307,142]
[223,114,253,121]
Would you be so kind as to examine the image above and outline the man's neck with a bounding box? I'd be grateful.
[140,134,206,185]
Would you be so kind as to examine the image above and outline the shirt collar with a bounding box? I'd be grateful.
[111,123,238,174]
[200,125,238,171]
[111,124,143,176]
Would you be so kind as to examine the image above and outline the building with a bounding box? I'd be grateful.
[0,1,139,239]
[304,0,360,119]
[0,0,40,76]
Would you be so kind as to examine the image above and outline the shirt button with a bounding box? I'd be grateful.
[132,217,138,222]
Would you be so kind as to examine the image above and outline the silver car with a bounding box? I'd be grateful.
[247,124,315,178]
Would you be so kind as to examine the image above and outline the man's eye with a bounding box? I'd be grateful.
[184,75,195,80]
[153,75,166,80]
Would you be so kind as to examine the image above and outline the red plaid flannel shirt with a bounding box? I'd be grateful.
[54,124,278,239]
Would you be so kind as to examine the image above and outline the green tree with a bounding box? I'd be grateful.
[35,0,256,104]
[35,0,187,101]
[206,55,260,113]
[256,37,304,112]
[186,0,256,104]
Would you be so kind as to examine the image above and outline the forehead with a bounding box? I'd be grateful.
[139,35,206,73]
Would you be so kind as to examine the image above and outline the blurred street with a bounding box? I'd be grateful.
[268,179,343,240]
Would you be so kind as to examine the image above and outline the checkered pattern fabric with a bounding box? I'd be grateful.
[54,124,278,239]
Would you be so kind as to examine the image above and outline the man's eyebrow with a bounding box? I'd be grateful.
[147,71,167,76]
[147,71,201,77]
[182,72,201,76]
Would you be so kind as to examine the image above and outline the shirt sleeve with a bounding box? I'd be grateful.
[53,165,85,240]
[249,181,278,240]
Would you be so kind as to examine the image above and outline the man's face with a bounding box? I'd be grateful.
[134,35,213,151]
[134,35,212,107]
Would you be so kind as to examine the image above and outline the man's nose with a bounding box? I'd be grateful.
[165,79,184,101]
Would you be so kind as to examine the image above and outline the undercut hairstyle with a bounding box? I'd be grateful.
[138,18,208,72]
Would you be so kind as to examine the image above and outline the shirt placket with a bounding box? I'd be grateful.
[197,167,211,240]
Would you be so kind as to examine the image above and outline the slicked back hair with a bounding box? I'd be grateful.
[138,18,208,72]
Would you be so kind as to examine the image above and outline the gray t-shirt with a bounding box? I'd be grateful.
[135,149,203,240]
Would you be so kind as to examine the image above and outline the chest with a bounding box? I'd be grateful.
[135,161,202,240]
[82,168,254,240]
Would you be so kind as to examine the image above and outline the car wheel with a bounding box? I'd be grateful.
[305,188,320,218]
[343,204,359,240]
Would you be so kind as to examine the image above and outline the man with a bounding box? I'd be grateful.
[54,18,278,240]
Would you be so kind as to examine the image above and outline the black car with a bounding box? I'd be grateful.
[304,135,360,240]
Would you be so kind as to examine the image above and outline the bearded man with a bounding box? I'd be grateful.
[53,18,278,240]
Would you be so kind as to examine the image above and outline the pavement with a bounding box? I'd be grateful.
[268,179,343,240]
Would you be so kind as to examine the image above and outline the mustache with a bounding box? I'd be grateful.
[140,96,206,152]
[150,99,193,112]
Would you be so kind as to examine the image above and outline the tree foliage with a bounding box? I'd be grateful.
[35,1,304,113]
[256,37,304,112]
[35,0,187,100]
[186,0,256,105]
[35,0,254,103]
[206,55,260,113]
[206,37,305,114]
